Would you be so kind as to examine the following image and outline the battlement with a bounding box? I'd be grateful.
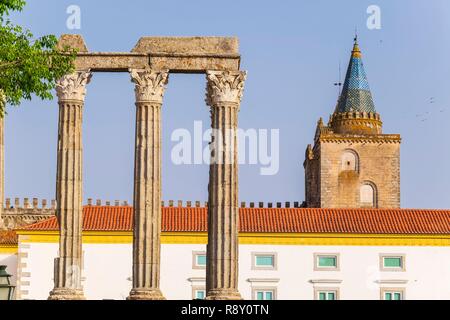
[160,200,304,208]
[4,198,56,210]
[2,198,306,211]
[0,198,305,230]
[239,201,304,208]
[328,111,383,135]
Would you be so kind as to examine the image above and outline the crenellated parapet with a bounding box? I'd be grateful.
[329,111,382,135]
[160,200,304,208]
[0,198,307,231]
[239,201,304,208]
[2,198,56,230]
[1,198,133,230]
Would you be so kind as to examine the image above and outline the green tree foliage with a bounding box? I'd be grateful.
[0,0,76,116]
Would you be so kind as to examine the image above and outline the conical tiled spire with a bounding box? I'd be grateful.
[335,37,376,113]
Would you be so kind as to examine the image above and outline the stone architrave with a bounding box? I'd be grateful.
[49,70,91,300]
[205,70,246,300]
[127,69,169,300]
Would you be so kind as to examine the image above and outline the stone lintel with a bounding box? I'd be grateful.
[60,35,240,72]
[74,53,148,72]
[72,53,240,72]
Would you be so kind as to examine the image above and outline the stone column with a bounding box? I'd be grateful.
[48,70,91,300]
[128,69,169,300]
[205,70,246,300]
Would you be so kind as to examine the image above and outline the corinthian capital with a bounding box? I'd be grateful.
[130,69,169,103]
[56,71,92,101]
[205,70,247,106]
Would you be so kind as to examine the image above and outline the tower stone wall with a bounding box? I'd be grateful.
[305,128,401,209]
[309,138,400,208]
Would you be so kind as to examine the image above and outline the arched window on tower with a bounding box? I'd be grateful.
[341,150,359,172]
[360,182,377,208]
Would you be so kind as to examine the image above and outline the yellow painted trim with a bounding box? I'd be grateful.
[0,245,18,254]
[14,230,450,246]
[239,233,450,246]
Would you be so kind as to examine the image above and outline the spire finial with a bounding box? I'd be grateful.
[352,32,361,58]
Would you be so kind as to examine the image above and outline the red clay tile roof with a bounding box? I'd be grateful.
[0,230,18,245]
[18,206,450,235]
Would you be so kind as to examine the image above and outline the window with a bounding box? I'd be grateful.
[315,289,339,300]
[380,254,405,271]
[256,256,274,266]
[194,289,206,300]
[318,256,336,267]
[341,150,358,172]
[196,255,207,266]
[360,183,377,207]
[253,289,276,300]
[314,253,340,271]
[252,253,277,270]
[381,289,404,300]
[192,251,207,269]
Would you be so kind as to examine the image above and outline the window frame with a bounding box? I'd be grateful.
[314,287,340,300]
[192,251,207,270]
[314,253,340,271]
[251,252,277,271]
[252,287,277,300]
[380,288,405,300]
[379,254,406,272]
[192,286,206,300]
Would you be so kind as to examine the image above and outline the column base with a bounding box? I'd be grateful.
[127,288,166,300]
[48,288,85,300]
[206,289,242,300]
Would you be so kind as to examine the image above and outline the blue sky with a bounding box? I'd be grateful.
[6,0,450,208]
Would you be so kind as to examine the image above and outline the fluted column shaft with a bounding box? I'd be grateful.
[49,71,91,300]
[128,69,168,300]
[205,70,246,300]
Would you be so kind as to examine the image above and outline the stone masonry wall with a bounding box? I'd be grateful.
[304,146,321,208]
[319,140,400,208]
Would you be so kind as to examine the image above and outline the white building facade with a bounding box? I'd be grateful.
[13,242,450,300]
[2,205,450,300]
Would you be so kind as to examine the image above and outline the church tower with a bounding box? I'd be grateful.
[304,37,401,208]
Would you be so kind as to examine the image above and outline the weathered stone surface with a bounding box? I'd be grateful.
[46,288,85,300]
[49,71,91,300]
[127,288,165,301]
[58,35,240,72]
[128,69,168,300]
[132,37,239,55]
[2,205,55,229]
[205,70,246,300]
[55,71,91,101]
[57,34,88,52]
[74,53,148,72]
[305,117,401,208]
[319,139,400,208]
[130,69,169,102]
[149,56,240,73]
